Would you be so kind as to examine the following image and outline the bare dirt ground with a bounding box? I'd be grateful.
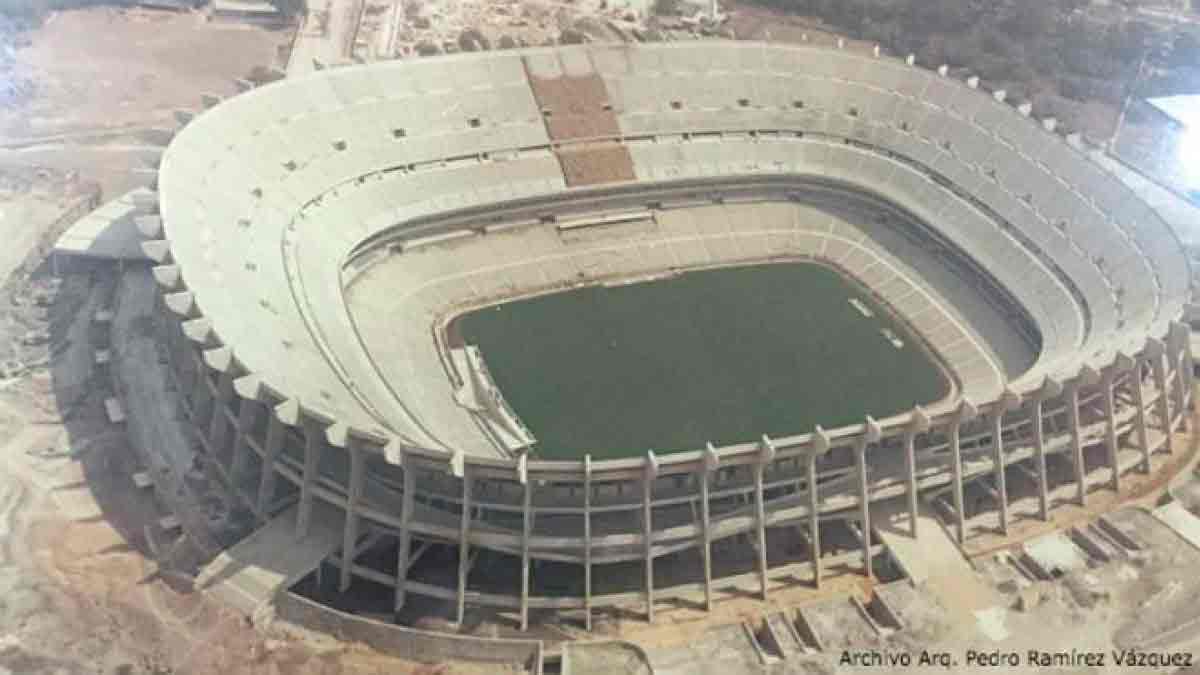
[0,261,462,675]
[0,7,292,197]
[0,9,464,674]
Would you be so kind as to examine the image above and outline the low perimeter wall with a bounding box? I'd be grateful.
[274,591,544,670]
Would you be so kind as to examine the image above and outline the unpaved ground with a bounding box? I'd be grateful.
[0,7,292,197]
[0,262,461,674]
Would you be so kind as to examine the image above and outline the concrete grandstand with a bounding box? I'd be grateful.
[136,41,1194,633]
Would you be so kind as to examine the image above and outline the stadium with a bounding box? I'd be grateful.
[140,41,1194,632]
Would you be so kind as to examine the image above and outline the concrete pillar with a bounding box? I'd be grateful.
[339,441,365,593]
[950,401,977,544]
[1176,321,1195,399]
[1032,379,1061,522]
[456,467,472,625]
[255,407,286,517]
[208,368,236,456]
[583,455,593,631]
[700,444,719,612]
[1102,368,1120,492]
[642,452,658,623]
[991,390,1020,535]
[1131,358,1152,473]
[806,449,822,588]
[1069,367,1099,506]
[394,453,417,612]
[190,357,214,426]
[1149,339,1173,454]
[520,468,533,631]
[856,418,881,577]
[226,400,258,504]
[904,407,930,537]
[296,418,326,540]
[1170,323,1190,431]
[755,436,775,600]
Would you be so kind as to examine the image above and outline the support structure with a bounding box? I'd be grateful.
[583,455,593,631]
[520,461,533,631]
[394,451,417,612]
[1170,323,1190,431]
[295,415,325,539]
[700,444,719,611]
[904,407,929,536]
[1131,358,1152,472]
[226,399,258,505]
[755,436,775,599]
[856,418,881,577]
[255,405,286,517]
[991,390,1020,535]
[1068,367,1099,506]
[456,467,473,625]
[1032,378,1060,521]
[949,401,976,544]
[1150,339,1173,454]
[642,452,658,622]
[339,439,364,592]
[208,366,236,455]
[811,427,830,587]
[1102,365,1121,492]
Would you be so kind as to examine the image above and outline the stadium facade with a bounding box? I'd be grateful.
[140,42,1193,629]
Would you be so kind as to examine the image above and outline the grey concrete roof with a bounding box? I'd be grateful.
[153,42,1191,460]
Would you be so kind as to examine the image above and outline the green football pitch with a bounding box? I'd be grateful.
[456,263,949,460]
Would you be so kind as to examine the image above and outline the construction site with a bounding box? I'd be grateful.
[0,0,1199,674]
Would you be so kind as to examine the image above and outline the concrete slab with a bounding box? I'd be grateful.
[1023,532,1090,577]
[872,498,972,586]
[1153,501,1200,552]
[196,502,344,619]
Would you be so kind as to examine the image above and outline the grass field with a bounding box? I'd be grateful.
[457,263,948,460]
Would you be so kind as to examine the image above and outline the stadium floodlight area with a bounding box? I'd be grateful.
[144,43,1193,629]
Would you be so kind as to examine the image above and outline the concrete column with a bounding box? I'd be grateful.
[208,368,236,456]
[296,418,325,539]
[1032,379,1061,522]
[949,401,976,544]
[255,406,286,517]
[755,436,775,600]
[520,470,533,631]
[1150,339,1173,454]
[456,467,472,625]
[855,418,880,577]
[1177,350,1190,431]
[1176,322,1195,401]
[1102,368,1120,492]
[190,356,214,426]
[700,444,719,612]
[1131,358,1152,473]
[339,441,365,592]
[904,407,930,537]
[991,390,1019,536]
[1069,367,1099,507]
[642,452,658,623]
[394,454,417,612]
[807,449,822,588]
[226,400,258,503]
[583,455,593,631]
[1170,324,1190,432]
